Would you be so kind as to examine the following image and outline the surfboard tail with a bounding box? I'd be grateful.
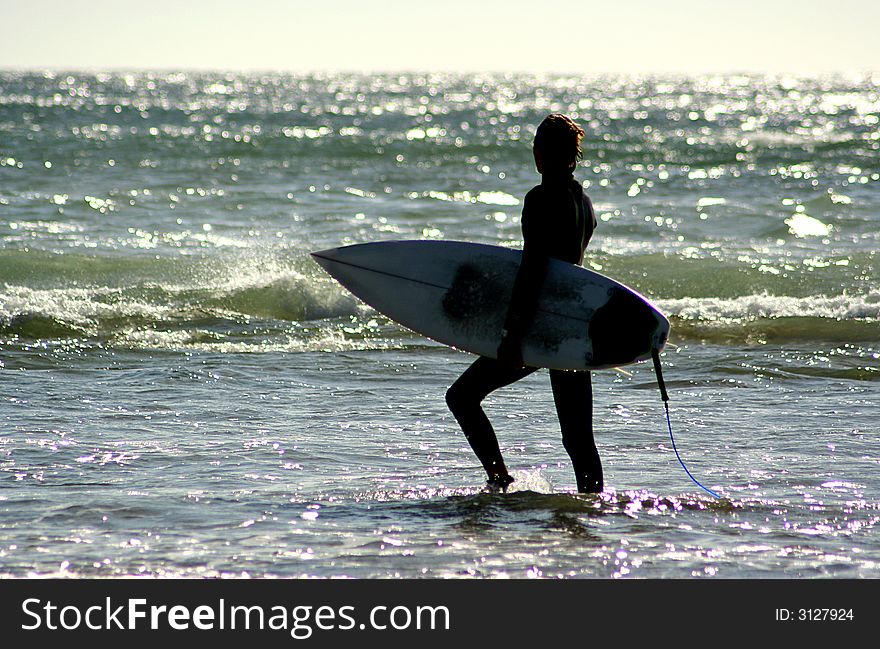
[587,287,669,367]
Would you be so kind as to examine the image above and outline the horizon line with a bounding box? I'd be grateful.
[2,65,879,79]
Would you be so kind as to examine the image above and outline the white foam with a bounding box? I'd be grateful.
[0,256,360,335]
[112,325,401,354]
[0,285,176,334]
[658,291,880,322]
[507,469,554,494]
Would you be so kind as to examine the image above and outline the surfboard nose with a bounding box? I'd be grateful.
[310,247,342,272]
[310,247,338,260]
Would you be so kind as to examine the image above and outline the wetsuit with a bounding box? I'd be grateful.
[446,171,603,493]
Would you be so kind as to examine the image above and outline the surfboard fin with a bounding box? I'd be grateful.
[651,348,669,403]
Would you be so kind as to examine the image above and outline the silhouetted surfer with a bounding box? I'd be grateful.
[446,114,602,493]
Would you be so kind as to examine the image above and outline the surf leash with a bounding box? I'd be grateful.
[651,348,721,499]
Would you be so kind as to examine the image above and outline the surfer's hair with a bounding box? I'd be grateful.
[534,113,585,172]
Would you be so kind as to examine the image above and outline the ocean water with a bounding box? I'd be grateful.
[1,70,878,578]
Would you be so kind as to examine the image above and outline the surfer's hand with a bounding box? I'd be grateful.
[497,336,524,369]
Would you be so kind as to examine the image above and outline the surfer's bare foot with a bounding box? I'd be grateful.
[484,474,515,493]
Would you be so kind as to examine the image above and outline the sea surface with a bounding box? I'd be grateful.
[1,70,878,578]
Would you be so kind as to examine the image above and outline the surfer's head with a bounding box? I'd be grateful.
[533,113,584,175]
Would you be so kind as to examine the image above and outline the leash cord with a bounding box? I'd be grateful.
[651,348,721,499]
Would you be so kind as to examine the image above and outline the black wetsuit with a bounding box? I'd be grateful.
[446,172,603,493]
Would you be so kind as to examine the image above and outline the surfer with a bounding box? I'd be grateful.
[446,114,603,493]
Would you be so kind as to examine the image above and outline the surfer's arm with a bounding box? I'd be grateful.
[498,197,550,363]
[503,244,549,339]
[498,252,547,367]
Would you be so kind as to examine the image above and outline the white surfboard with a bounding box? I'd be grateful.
[311,240,669,370]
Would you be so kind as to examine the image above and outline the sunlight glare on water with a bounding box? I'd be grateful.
[0,70,878,578]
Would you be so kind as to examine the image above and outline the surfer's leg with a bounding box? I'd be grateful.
[549,369,603,493]
[446,357,536,486]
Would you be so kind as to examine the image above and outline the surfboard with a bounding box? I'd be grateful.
[311,240,669,370]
